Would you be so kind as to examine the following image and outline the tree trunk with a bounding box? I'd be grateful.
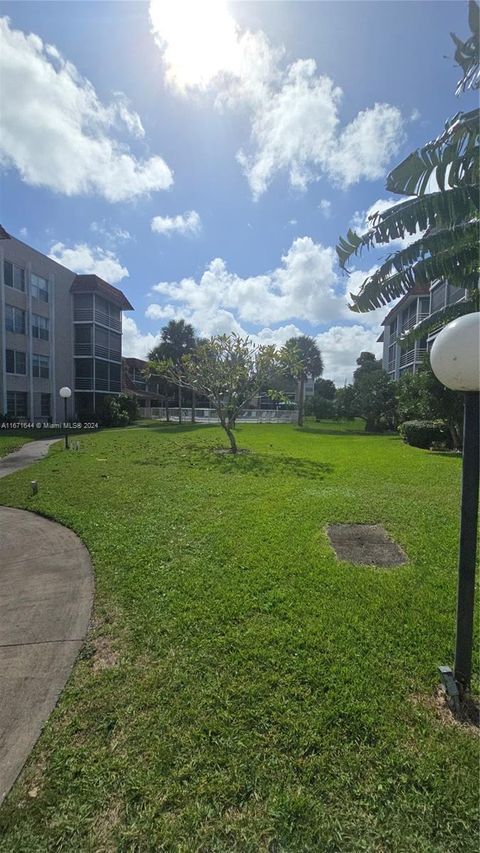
[165,399,170,422]
[178,384,182,424]
[191,390,196,423]
[224,423,238,453]
[448,419,461,450]
[298,376,305,427]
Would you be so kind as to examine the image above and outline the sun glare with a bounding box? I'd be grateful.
[150,0,241,92]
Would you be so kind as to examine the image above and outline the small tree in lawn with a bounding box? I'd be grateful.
[153,335,281,453]
[282,336,323,427]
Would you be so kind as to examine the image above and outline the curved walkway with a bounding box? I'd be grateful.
[0,438,61,479]
[0,505,94,804]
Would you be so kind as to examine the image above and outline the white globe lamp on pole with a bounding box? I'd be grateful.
[430,313,480,701]
[59,386,72,449]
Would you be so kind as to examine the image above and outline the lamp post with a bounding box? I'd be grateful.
[430,313,480,699]
[59,386,72,450]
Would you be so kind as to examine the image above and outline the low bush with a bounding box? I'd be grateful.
[398,419,451,449]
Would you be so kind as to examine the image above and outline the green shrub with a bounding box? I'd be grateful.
[398,420,451,449]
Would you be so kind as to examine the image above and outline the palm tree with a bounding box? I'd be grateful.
[283,336,323,427]
[149,320,196,423]
[336,1,479,343]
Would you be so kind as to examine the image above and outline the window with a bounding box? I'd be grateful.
[32,354,50,379]
[7,391,28,418]
[6,349,26,374]
[4,260,25,292]
[41,394,51,418]
[401,300,417,330]
[5,305,26,334]
[75,324,92,344]
[447,284,466,305]
[32,314,50,340]
[431,283,446,313]
[388,343,396,372]
[31,273,49,302]
[419,297,430,316]
[389,318,397,339]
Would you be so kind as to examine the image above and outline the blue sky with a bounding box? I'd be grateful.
[0,0,474,383]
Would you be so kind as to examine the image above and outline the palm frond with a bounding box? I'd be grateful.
[451,0,480,94]
[350,243,479,311]
[336,184,479,269]
[361,221,478,285]
[386,109,479,196]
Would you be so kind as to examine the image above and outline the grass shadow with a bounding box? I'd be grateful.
[196,448,334,480]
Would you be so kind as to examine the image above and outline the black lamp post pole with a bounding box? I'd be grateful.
[64,396,69,450]
[454,391,479,695]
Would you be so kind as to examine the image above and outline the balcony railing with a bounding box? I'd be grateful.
[75,377,93,390]
[74,343,92,356]
[94,379,121,392]
[401,315,416,332]
[399,349,415,367]
[74,308,93,322]
[94,344,121,361]
[94,309,121,332]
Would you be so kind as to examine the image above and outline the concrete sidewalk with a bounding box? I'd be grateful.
[0,438,60,479]
[0,507,94,804]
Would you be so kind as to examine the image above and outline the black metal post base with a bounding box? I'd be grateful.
[453,391,479,696]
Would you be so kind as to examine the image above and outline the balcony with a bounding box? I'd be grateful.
[399,349,415,367]
[401,315,416,333]
[73,308,93,322]
[75,377,93,390]
[95,378,121,392]
[94,309,121,332]
[74,343,92,356]
[94,344,122,361]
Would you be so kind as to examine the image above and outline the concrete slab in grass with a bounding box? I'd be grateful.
[327,524,408,567]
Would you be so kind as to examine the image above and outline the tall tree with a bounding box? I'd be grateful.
[282,336,323,427]
[314,378,336,400]
[149,320,197,424]
[336,1,479,341]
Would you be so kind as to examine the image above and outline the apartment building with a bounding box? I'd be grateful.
[122,357,164,414]
[380,281,468,379]
[0,227,133,422]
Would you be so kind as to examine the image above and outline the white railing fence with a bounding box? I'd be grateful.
[138,407,298,423]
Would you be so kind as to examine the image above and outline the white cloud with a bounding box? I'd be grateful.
[90,221,131,245]
[122,317,162,360]
[48,242,129,284]
[329,103,404,186]
[0,17,173,201]
[150,1,405,198]
[142,233,388,383]
[151,210,201,236]
[148,236,346,330]
[319,199,331,218]
[315,324,382,386]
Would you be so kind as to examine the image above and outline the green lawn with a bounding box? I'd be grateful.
[0,422,478,852]
[0,435,32,457]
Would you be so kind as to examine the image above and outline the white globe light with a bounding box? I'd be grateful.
[430,313,480,391]
[59,386,72,399]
